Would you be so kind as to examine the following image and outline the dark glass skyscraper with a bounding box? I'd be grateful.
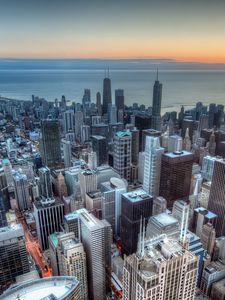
[115,89,124,111]
[152,70,162,117]
[102,77,112,115]
[208,159,225,237]
[40,119,61,168]
[159,151,193,208]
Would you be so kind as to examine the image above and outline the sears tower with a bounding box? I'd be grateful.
[102,70,112,115]
[152,69,162,130]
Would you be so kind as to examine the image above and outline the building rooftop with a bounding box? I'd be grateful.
[164,150,193,159]
[194,207,217,219]
[115,131,131,138]
[0,276,79,300]
[91,135,106,140]
[151,213,179,228]
[0,224,24,242]
[123,188,151,203]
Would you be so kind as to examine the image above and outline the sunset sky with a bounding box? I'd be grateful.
[1,0,225,62]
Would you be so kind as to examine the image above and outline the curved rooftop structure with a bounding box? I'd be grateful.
[0,276,80,300]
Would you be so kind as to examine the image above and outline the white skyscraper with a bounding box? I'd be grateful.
[57,232,88,300]
[143,136,164,197]
[79,209,112,300]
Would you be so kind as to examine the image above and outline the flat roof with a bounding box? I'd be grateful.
[123,188,151,203]
[164,150,193,159]
[115,131,131,138]
[151,213,179,227]
[0,276,79,300]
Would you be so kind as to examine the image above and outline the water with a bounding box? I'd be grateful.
[0,59,225,113]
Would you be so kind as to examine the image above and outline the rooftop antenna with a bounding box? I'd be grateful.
[138,216,143,257]
[156,67,159,81]
[108,67,110,78]
[141,217,145,257]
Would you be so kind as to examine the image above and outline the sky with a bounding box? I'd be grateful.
[0,0,225,62]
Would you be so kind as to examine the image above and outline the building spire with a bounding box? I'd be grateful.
[108,67,110,78]
[156,67,159,81]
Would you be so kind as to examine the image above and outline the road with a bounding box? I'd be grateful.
[18,215,52,278]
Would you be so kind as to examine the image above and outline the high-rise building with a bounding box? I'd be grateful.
[79,209,112,300]
[109,104,117,124]
[143,136,164,197]
[208,103,216,128]
[131,128,139,165]
[201,155,217,181]
[56,232,88,300]
[115,89,124,111]
[113,131,131,182]
[201,223,216,256]
[0,192,7,228]
[40,119,61,168]
[62,110,75,133]
[152,70,162,117]
[168,135,183,152]
[152,196,167,215]
[81,125,90,144]
[96,92,102,116]
[79,169,97,205]
[91,135,107,166]
[0,224,29,293]
[102,76,112,115]
[208,159,225,237]
[75,111,84,140]
[183,128,192,151]
[38,167,53,198]
[152,71,162,130]
[123,235,198,300]
[120,189,153,254]
[159,151,193,208]
[82,89,91,105]
[100,177,127,236]
[62,139,72,168]
[13,171,31,211]
[33,197,64,250]
[2,159,13,191]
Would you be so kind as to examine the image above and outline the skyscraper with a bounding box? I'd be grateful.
[123,235,198,300]
[33,197,64,250]
[62,139,72,168]
[159,151,194,208]
[38,167,53,198]
[62,110,75,133]
[0,224,29,293]
[143,136,164,197]
[56,232,88,300]
[102,75,112,116]
[96,92,102,116]
[40,119,61,168]
[113,131,131,182]
[75,111,84,141]
[79,209,112,300]
[208,159,225,237]
[120,189,153,254]
[91,135,107,166]
[13,171,31,211]
[152,70,162,130]
[115,89,124,111]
